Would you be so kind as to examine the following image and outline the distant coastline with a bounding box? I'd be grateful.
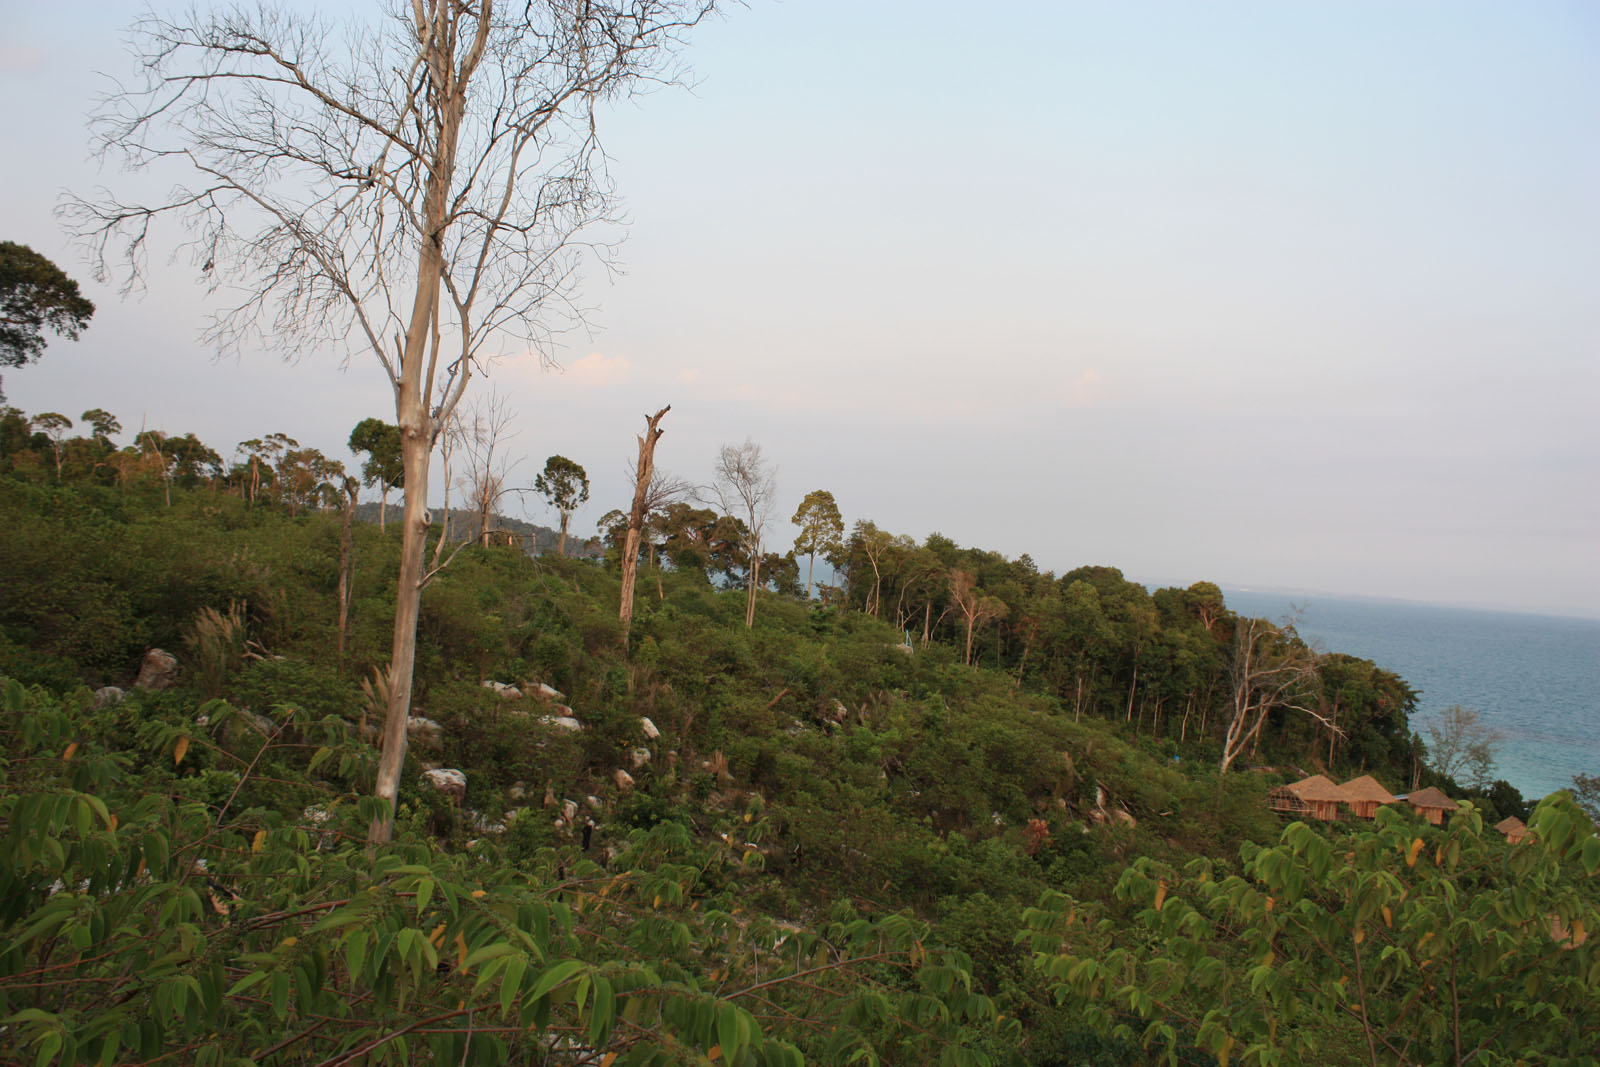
[1220,588,1600,802]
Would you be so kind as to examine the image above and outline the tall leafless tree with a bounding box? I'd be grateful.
[65,0,716,844]
[455,391,519,547]
[711,439,776,628]
[1219,616,1332,774]
[620,406,671,636]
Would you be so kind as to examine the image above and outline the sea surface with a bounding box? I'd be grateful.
[1222,590,1600,802]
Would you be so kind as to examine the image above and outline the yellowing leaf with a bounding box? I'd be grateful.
[281,936,298,950]
[470,889,486,899]
[1353,928,1365,945]
[429,923,447,949]
[455,932,469,968]
[108,814,117,832]
[252,830,268,853]
[707,1046,722,1062]
[601,1056,617,1067]
[743,812,752,823]
[62,742,79,761]
[1382,906,1392,928]
[1406,838,1424,868]
[1153,881,1167,912]
[174,736,190,765]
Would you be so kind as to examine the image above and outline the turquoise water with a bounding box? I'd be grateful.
[1223,591,1600,802]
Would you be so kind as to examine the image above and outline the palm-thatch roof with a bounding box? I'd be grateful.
[1406,786,1457,810]
[1496,816,1528,842]
[1278,774,1352,802]
[1341,775,1397,805]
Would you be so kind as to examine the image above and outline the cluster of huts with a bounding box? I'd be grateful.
[1268,773,1528,842]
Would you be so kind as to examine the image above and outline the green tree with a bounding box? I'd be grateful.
[0,242,95,401]
[791,489,844,601]
[1026,794,1600,1066]
[533,454,590,557]
[348,417,405,529]
[80,408,120,448]
[29,412,72,478]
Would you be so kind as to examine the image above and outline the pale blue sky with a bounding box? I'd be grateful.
[3,1,1597,616]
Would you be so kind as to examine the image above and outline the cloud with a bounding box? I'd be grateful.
[1063,367,1102,408]
[0,47,44,71]
[561,351,633,388]
[677,368,702,384]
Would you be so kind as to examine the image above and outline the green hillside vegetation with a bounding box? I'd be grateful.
[1,410,1596,1066]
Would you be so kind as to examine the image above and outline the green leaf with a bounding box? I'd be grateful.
[528,959,585,1003]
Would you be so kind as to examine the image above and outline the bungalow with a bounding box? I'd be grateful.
[1403,786,1460,826]
[1340,774,1398,819]
[1269,774,1352,822]
[1496,816,1529,844]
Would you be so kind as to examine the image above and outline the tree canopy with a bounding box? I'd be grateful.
[0,242,95,400]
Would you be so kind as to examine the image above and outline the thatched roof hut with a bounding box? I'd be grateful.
[1269,774,1351,821]
[1405,786,1459,825]
[1340,775,1398,819]
[1496,816,1528,844]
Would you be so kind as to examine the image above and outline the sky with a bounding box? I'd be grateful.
[3,1,1598,617]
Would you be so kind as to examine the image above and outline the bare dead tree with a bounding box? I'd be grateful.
[948,568,1007,667]
[620,406,671,636]
[1219,616,1332,774]
[710,439,777,628]
[455,391,519,547]
[65,0,717,844]
[430,408,463,568]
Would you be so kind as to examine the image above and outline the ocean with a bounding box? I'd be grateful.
[1222,591,1600,802]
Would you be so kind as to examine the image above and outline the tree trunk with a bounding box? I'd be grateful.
[337,480,357,660]
[379,486,387,530]
[620,407,670,638]
[805,551,815,602]
[744,551,760,628]
[558,512,569,557]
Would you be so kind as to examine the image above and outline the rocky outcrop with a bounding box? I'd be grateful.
[135,649,179,690]
[423,768,468,804]
[92,686,126,709]
[482,680,522,700]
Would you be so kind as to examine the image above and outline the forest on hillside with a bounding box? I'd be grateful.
[2,406,1597,1066]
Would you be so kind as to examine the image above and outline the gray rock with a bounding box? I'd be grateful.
[508,781,528,802]
[613,768,635,791]
[423,768,468,803]
[539,715,583,732]
[135,649,179,690]
[639,716,660,740]
[92,686,126,710]
[482,680,522,700]
[532,682,565,702]
[629,747,651,770]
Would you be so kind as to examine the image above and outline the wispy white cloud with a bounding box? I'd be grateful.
[1063,367,1102,408]
[560,351,633,388]
[0,46,45,71]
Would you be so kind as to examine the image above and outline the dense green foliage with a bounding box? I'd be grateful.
[1,409,1594,1064]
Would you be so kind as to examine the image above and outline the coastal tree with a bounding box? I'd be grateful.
[1219,615,1327,773]
[69,0,718,844]
[711,439,777,628]
[348,417,403,529]
[1424,705,1503,791]
[534,454,590,556]
[791,489,843,601]
[0,241,95,401]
